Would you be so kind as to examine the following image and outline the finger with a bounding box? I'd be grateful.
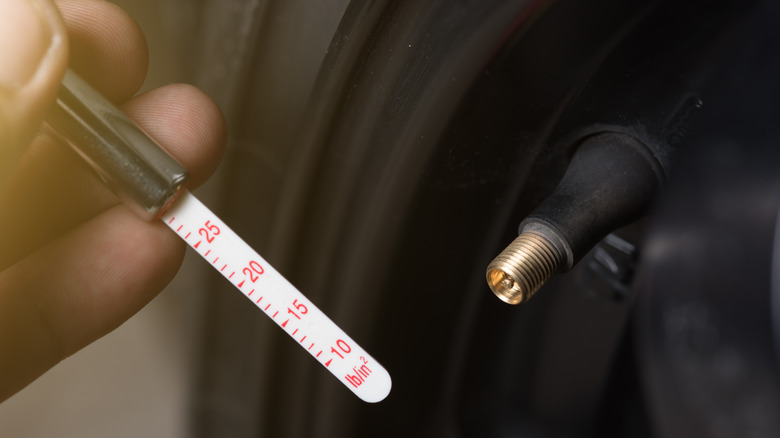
[55,0,148,102]
[0,0,68,188]
[0,204,185,401]
[0,84,227,270]
[121,84,227,188]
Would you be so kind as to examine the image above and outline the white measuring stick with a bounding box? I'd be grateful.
[162,190,392,403]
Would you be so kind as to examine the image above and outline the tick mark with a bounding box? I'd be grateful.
[282,319,289,328]
[177,225,183,232]
[264,304,271,311]
[212,257,219,264]
[229,272,235,279]
[273,311,279,318]
[194,241,202,249]
[185,232,191,239]
[238,280,245,288]
[249,290,255,297]
[292,329,299,336]
[168,217,175,224]
[309,343,315,350]
[221,264,227,271]
[255,296,262,303]
[325,359,333,367]
[316,351,322,358]
[300,336,306,343]
[204,249,211,256]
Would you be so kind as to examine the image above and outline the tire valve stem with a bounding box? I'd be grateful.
[485,132,665,305]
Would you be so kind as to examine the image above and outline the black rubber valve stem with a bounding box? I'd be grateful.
[487,132,663,304]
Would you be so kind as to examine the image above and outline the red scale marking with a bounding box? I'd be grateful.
[167,209,368,383]
[221,264,227,272]
[204,249,211,256]
[249,289,255,297]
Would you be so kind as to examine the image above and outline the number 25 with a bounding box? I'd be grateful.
[199,220,220,243]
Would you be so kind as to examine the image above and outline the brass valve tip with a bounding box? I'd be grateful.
[486,232,562,304]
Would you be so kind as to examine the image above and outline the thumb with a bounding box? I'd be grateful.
[0,0,68,188]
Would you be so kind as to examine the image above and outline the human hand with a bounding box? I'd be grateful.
[0,0,226,401]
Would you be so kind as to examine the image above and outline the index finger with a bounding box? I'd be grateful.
[55,0,149,102]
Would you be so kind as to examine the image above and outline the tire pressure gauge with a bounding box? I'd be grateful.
[45,70,392,403]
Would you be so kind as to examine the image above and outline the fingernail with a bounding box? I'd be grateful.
[0,0,52,90]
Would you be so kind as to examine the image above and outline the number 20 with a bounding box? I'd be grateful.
[243,260,264,283]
